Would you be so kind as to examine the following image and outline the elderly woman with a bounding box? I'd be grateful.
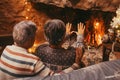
[0,20,83,80]
[35,19,85,72]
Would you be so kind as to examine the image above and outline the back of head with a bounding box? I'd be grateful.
[44,19,66,45]
[13,20,37,46]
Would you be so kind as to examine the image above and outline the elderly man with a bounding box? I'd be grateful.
[0,20,84,80]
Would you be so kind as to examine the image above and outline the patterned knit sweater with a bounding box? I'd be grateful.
[35,44,76,72]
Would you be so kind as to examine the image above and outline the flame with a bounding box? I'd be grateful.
[94,22,104,46]
[85,17,105,46]
[96,34,102,45]
[94,22,99,29]
[28,42,39,53]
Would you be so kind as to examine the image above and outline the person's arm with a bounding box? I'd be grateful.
[59,47,84,74]
[34,61,76,76]
[65,22,85,67]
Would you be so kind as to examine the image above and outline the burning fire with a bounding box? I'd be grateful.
[85,19,104,46]
[94,21,104,46]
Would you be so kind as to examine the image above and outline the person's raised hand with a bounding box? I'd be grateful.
[75,22,85,35]
[66,23,72,35]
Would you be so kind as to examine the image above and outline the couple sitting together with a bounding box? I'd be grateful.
[0,19,85,80]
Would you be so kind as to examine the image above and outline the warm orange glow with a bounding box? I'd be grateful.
[94,21,104,46]
[25,2,28,5]
[28,42,39,53]
[96,34,102,45]
[95,22,99,26]
[94,22,99,29]
[85,16,105,46]
[25,16,29,19]
[28,48,32,53]
[27,9,30,11]
[117,30,120,33]
[115,25,119,28]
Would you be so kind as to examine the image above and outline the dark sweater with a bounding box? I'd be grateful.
[35,44,76,72]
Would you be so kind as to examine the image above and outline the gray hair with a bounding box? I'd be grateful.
[13,20,37,45]
[44,19,66,45]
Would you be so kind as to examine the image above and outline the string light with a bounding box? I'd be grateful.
[117,30,120,33]
[115,25,119,28]
[24,0,31,20]
[26,16,29,19]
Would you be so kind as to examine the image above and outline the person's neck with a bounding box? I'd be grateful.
[14,42,28,49]
[49,44,62,49]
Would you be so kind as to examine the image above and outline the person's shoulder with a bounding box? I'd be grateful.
[67,46,76,51]
[35,42,49,54]
[37,42,49,49]
[64,47,76,54]
[27,53,40,60]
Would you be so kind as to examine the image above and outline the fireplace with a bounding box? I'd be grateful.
[0,0,116,53]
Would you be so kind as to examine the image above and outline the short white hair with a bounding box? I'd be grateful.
[13,20,37,45]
